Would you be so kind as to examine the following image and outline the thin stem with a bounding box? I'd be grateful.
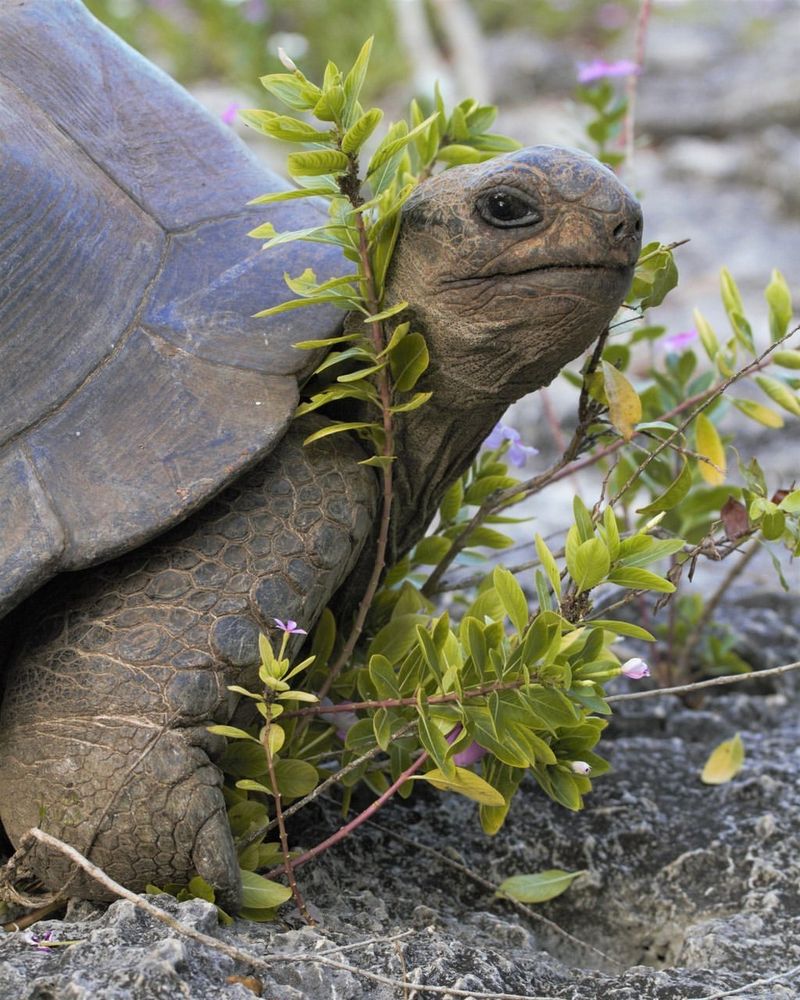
[239,720,418,845]
[673,538,761,680]
[263,711,314,924]
[282,678,526,720]
[607,326,799,509]
[264,746,431,879]
[316,199,395,704]
[606,659,800,703]
[622,0,653,171]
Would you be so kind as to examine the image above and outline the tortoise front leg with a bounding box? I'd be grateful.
[0,423,376,909]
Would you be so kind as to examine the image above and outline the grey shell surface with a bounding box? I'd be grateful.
[0,0,343,616]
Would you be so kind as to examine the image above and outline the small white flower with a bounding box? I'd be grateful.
[278,47,298,72]
[570,760,592,776]
[621,657,650,680]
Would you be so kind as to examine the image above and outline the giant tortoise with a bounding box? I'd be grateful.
[0,1,642,912]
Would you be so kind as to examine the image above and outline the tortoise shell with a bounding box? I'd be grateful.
[0,0,343,615]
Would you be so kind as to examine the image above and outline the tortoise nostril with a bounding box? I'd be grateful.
[613,211,643,242]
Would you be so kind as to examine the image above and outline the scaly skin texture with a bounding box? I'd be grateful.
[0,423,375,911]
[0,146,641,909]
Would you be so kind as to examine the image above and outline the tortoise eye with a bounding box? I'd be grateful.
[476,188,542,228]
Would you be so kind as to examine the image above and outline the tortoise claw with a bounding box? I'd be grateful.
[191,798,242,914]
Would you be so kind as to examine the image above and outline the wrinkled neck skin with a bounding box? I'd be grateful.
[385,301,616,564]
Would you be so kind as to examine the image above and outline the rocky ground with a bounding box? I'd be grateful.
[2,3,799,998]
[1,591,799,999]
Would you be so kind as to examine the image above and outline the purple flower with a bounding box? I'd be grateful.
[570,760,592,775]
[220,101,241,126]
[273,618,307,635]
[577,59,640,84]
[483,422,539,468]
[26,930,56,952]
[453,741,488,767]
[662,329,698,354]
[621,657,650,680]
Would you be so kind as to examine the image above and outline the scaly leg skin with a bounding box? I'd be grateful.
[0,421,376,911]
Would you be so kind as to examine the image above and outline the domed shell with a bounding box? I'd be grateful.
[0,0,343,615]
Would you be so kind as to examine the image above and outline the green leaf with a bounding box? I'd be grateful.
[772,350,800,370]
[293,331,362,350]
[601,507,620,562]
[206,725,261,744]
[287,150,351,177]
[636,459,692,515]
[260,72,321,111]
[695,412,726,485]
[607,567,675,593]
[585,619,656,641]
[700,733,745,785]
[390,332,429,391]
[602,361,642,440]
[627,242,679,310]
[253,294,350,319]
[615,536,685,568]
[245,113,328,143]
[414,535,452,565]
[416,625,445,688]
[416,696,454,777]
[572,496,595,542]
[341,107,383,153]
[369,613,430,662]
[463,526,514,550]
[765,269,793,341]
[732,398,784,428]
[235,778,272,795]
[359,454,396,469]
[365,301,408,324]
[493,566,529,634]
[463,475,519,504]
[534,533,562,597]
[367,114,437,176]
[498,869,585,903]
[303,421,379,445]
[693,309,719,361]
[248,186,333,206]
[416,767,505,806]
[390,391,433,414]
[239,869,292,909]
[437,144,495,165]
[720,266,744,318]
[567,538,610,595]
[755,375,800,417]
[440,478,464,524]
[312,85,345,123]
[778,489,800,515]
[273,759,319,798]
[343,36,374,120]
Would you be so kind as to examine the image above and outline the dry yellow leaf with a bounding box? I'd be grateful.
[695,412,726,485]
[601,361,641,441]
[700,733,744,785]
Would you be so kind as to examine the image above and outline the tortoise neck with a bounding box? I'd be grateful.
[388,392,507,562]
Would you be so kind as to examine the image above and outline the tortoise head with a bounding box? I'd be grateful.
[385,144,642,407]
[383,145,642,556]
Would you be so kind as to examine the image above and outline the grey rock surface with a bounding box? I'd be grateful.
[2,592,799,999]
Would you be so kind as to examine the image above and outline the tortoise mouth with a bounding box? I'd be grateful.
[442,262,633,287]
